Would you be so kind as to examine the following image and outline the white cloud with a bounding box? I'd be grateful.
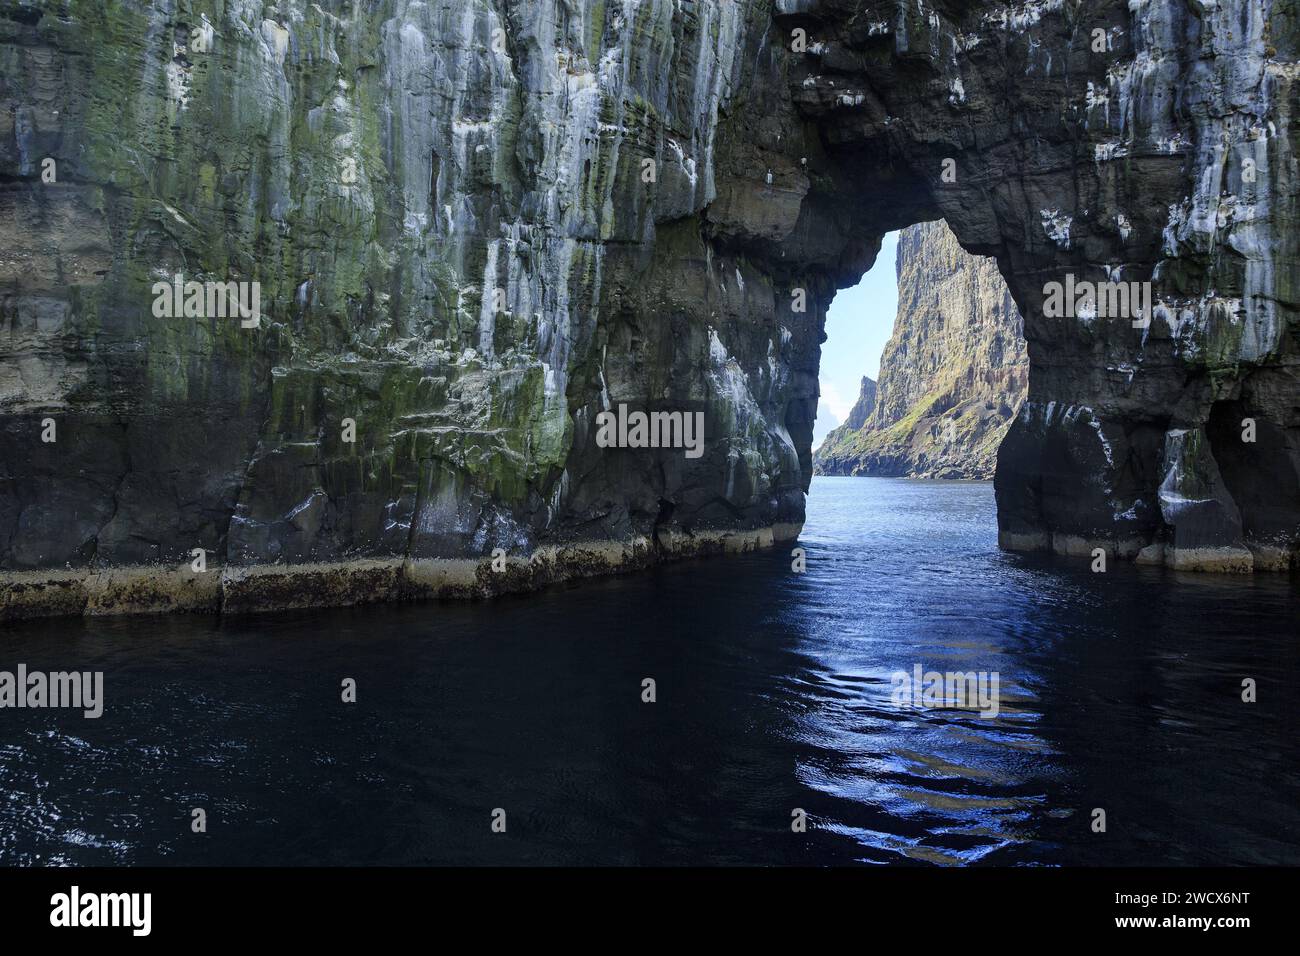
[818,380,853,424]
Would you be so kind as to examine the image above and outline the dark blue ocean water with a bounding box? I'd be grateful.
[1,477,1297,865]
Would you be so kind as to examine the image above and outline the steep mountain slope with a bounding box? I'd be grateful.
[816,220,1027,479]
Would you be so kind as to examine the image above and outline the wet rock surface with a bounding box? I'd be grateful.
[2,0,1297,617]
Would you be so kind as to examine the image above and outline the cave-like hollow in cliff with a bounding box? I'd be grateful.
[767,0,1297,575]
[812,220,1029,481]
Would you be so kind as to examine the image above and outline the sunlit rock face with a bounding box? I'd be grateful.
[843,376,877,432]
[814,220,1027,480]
[1,0,1296,617]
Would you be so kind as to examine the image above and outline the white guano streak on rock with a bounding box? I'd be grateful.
[1140,0,1283,361]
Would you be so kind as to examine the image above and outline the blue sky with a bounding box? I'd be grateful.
[812,231,900,449]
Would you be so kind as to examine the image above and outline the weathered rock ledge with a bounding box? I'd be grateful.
[0,522,801,620]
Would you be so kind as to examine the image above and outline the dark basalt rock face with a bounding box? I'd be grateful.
[1,0,1296,618]
[815,219,1028,479]
[779,0,1299,572]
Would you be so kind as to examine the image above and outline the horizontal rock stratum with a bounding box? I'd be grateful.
[2,0,1297,618]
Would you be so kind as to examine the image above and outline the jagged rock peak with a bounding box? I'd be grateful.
[844,376,877,432]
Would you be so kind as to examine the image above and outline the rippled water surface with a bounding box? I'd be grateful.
[2,477,1298,865]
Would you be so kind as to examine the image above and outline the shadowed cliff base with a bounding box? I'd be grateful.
[0,523,802,621]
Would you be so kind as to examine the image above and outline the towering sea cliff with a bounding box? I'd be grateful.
[816,219,1027,479]
[840,375,876,432]
[2,0,1297,618]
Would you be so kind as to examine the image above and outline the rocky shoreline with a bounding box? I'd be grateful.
[0,523,802,621]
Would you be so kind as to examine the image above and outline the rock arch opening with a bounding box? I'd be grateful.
[762,0,1298,573]
[813,220,1027,481]
[1206,398,1300,568]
